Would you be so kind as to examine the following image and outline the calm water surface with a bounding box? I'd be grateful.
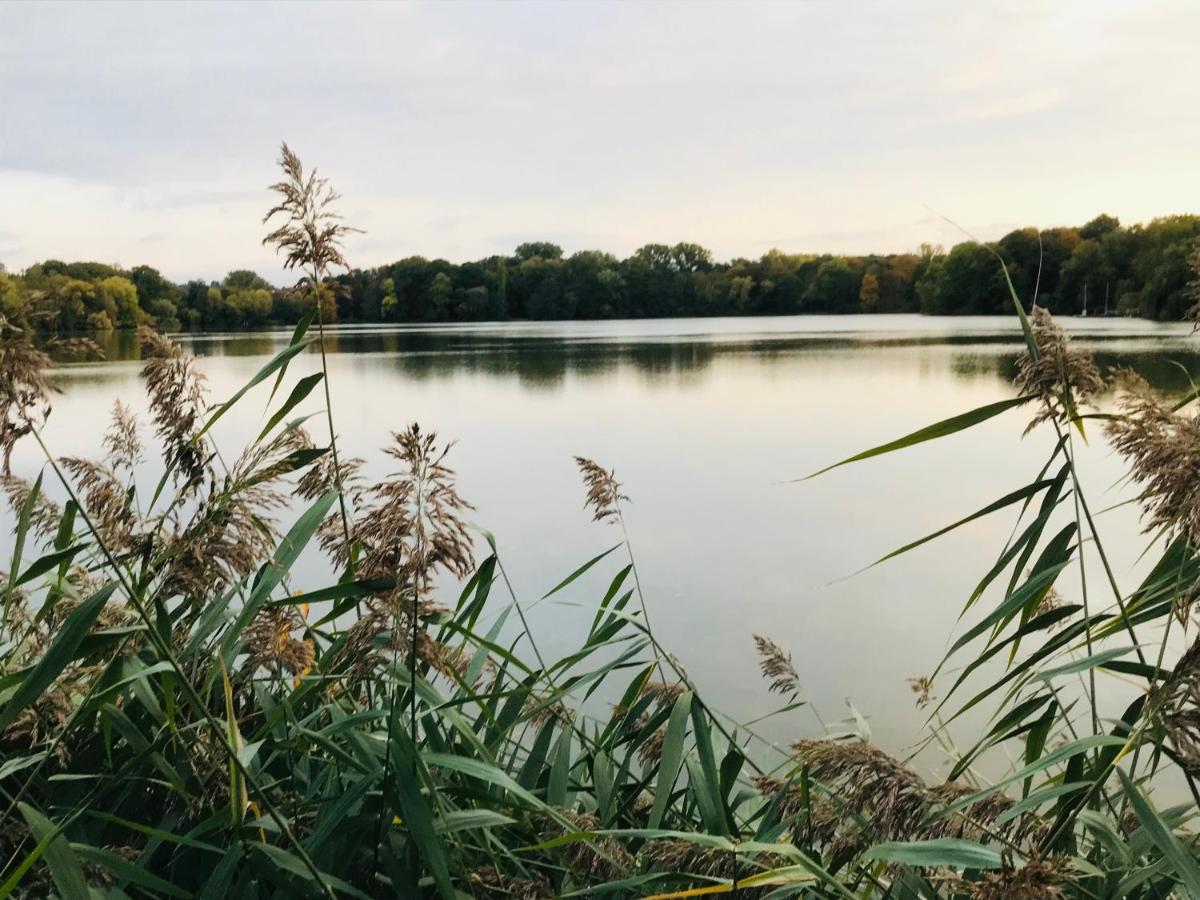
[19,314,1200,775]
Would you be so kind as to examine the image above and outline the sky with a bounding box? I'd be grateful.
[1,0,1198,283]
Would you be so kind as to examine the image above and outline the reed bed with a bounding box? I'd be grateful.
[1,148,1199,898]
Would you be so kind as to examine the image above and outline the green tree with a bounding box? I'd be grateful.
[803,258,860,313]
[1079,213,1120,241]
[95,275,144,328]
[427,272,453,320]
[223,270,274,291]
[514,242,563,262]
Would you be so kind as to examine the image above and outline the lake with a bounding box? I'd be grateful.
[17,314,1200,775]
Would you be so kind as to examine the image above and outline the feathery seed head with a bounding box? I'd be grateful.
[263,142,361,281]
[754,633,800,696]
[574,456,627,522]
[1015,307,1103,435]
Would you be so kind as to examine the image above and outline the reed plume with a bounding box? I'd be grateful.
[574,456,627,522]
[0,317,53,473]
[638,839,734,879]
[950,858,1067,900]
[1106,369,1200,546]
[754,633,800,696]
[330,425,474,683]
[466,868,554,899]
[2,474,61,544]
[294,434,365,566]
[788,739,1025,848]
[243,604,315,680]
[60,456,135,550]
[1146,634,1200,777]
[1014,307,1103,435]
[103,400,142,472]
[908,675,935,710]
[547,809,633,880]
[158,427,305,604]
[138,326,211,491]
[356,424,474,594]
[262,142,360,281]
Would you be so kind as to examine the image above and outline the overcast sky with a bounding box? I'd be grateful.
[2,0,1198,283]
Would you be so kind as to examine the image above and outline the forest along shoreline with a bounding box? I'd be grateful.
[4,212,1200,333]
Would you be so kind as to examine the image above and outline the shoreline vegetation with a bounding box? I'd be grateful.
[3,214,1200,337]
[2,145,1200,897]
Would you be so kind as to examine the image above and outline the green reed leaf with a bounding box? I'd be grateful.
[542,542,622,599]
[265,306,316,409]
[387,729,455,900]
[13,542,86,587]
[872,479,1058,571]
[257,371,324,443]
[649,691,693,830]
[17,804,88,900]
[796,396,1029,481]
[1118,768,1200,897]
[864,837,1004,870]
[195,337,313,443]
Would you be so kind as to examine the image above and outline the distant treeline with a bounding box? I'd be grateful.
[3,213,1199,332]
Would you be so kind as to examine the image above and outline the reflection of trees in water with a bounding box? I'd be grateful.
[954,348,1200,396]
[388,340,721,390]
[72,327,1200,396]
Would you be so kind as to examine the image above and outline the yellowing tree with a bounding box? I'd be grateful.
[859,271,881,312]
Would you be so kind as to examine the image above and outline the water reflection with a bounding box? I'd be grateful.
[73,316,1200,396]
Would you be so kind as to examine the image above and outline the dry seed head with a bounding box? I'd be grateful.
[642,680,686,707]
[1147,634,1200,777]
[138,326,211,490]
[637,719,667,765]
[1186,243,1200,328]
[0,321,54,473]
[263,142,361,280]
[754,633,800,696]
[243,605,315,678]
[574,456,627,522]
[789,738,1027,847]
[546,809,633,880]
[103,401,142,471]
[159,484,282,605]
[2,474,62,543]
[295,438,365,566]
[356,423,474,595]
[960,857,1068,900]
[908,675,935,710]
[638,839,736,879]
[61,456,135,550]
[1106,369,1200,546]
[1014,306,1104,435]
[753,774,807,822]
[160,425,311,603]
[467,868,554,899]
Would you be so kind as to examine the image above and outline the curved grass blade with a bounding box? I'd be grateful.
[1118,768,1200,896]
[16,804,88,900]
[863,837,1004,870]
[195,338,313,443]
[256,371,323,443]
[795,396,1029,481]
[542,543,621,600]
[649,691,693,829]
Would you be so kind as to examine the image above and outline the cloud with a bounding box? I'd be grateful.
[0,0,1197,280]
[956,88,1068,122]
